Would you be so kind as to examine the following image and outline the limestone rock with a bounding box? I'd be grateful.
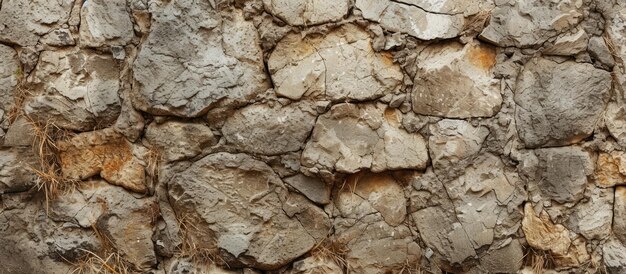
[412,41,502,118]
[588,36,615,67]
[478,240,525,273]
[519,147,593,204]
[0,44,19,119]
[613,186,626,243]
[597,151,626,187]
[480,0,583,47]
[145,121,217,163]
[332,172,420,274]
[603,237,626,274]
[263,0,349,26]
[222,102,317,155]
[79,0,134,48]
[356,0,465,40]
[283,174,331,205]
[269,24,403,101]
[392,0,491,15]
[0,0,74,46]
[132,5,269,117]
[167,153,318,270]
[24,49,121,131]
[606,102,626,148]
[514,57,611,148]
[522,203,589,268]
[429,119,490,180]
[58,128,148,193]
[287,255,343,274]
[41,28,75,47]
[543,28,588,56]
[0,148,38,194]
[0,192,101,274]
[607,3,626,62]
[301,103,428,174]
[3,116,34,147]
[565,186,613,240]
[51,180,158,269]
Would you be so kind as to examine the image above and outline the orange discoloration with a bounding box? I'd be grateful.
[467,43,497,70]
[343,171,398,194]
[384,107,400,126]
[379,51,396,67]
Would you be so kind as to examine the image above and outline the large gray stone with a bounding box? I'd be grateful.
[263,0,349,26]
[0,148,38,194]
[132,4,269,117]
[412,41,502,118]
[268,24,403,101]
[0,0,73,46]
[480,0,583,47]
[168,153,321,270]
[222,102,317,155]
[0,44,19,117]
[301,103,429,174]
[519,146,594,204]
[24,49,121,131]
[429,119,489,180]
[79,0,134,47]
[356,0,465,40]
[514,57,611,148]
[145,121,217,163]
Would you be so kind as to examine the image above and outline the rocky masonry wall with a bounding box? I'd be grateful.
[1,0,626,273]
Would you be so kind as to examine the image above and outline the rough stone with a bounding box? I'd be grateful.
[588,36,615,67]
[543,28,588,56]
[356,0,465,40]
[2,116,34,147]
[522,203,589,268]
[477,240,525,273]
[283,174,331,205]
[597,151,626,187]
[263,0,349,26]
[50,180,158,269]
[519,146,594,204]
[301,103,429,174]
[603,237,626,274]
[287,255,343,274]
[429,119,490,180]
[132,5,269,117]
[222,102,317,155]
[412,41,502,118]
[613,186,626,243]
[79,0,134,48]
[332,172,420,274]
[145,121,217,163]
[24,49,122,132]
[565,186,613,240]
[269,24,403,101]
[58,128,149,193]
[0,148,39,194]
[168,153,319,270]
[0,44,19,119]
[514,57,611,148]
[606,102,626,148]
[0,0,74,46]
[480,0,583,47]
[40,28,75,46]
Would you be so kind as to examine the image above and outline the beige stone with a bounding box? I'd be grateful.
[597,152,626,187]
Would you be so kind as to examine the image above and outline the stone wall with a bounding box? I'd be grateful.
[1,0,626,273]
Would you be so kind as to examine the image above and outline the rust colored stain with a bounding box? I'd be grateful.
[380,51,396,67]
[343,171,397,194]
[467,44,496,70]
[384,107,400,125]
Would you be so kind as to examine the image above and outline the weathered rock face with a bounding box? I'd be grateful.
[302,103,428,174]
[356,0,466,40]
[263,0,349,26]
[0,0,74,46]
[132,3,269,117]
[79,0,134,48]
[58,128,149,193]
[480,0,583,47]
[168,153,323,270]
[412,41,502,118]
[268,24,403,101]
[24,49,121,131]
[1,0,624,273]
[514,57,611,148]
[222,102,317,155]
